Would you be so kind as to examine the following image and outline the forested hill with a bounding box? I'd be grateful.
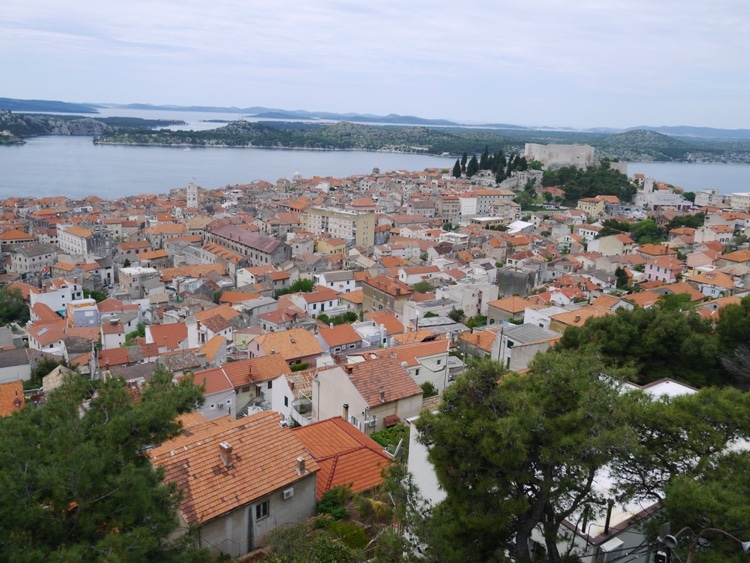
[3,105,750,162]
[94,120,750,163]
[0,110,184,145]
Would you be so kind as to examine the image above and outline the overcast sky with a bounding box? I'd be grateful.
[2,0,748,129]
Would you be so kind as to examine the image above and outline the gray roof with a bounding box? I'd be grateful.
[503,323,559,344]
[320,270,355,282]
[17,243,58,257]
[0,348,30,368]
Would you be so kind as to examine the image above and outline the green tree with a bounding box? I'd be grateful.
[416,353,637,562]
[412,280,434,294]
[447,307,464,323]
[0,285,29,325]
[451,159,461,178]
[657,451,750,563]
[83,287,108,302]
[612,386,750,517]
[460,151,468,171]
[466,155,479,178]
[276,277,315,297]
[420,381,438,398]
[557,305,722,387]
[0,367,209,562]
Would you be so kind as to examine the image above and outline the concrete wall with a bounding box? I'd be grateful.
[524,143,595,169]
[198,474,317,557]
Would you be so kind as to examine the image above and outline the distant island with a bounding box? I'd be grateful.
[3,97,750,163]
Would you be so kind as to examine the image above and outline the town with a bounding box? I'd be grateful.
[1,142,749,562]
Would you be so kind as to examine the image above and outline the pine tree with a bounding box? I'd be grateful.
[466,155,479,178]
[452,159,462,178]
[479,145,489,170]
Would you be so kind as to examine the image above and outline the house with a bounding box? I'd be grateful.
[191,365,237,420]
[0,349,31,384]
[148,412,319,558]
[223,355,291,415]
[361,275,414,319]
[493,324,561,372]
[293,416,393,500]
[273,369,315,427]
[249,328,323,368]
[644,256,685,284]
[313,356,423,434]
[317,324,364,355]
[358,338,453,393]
[288,286,343,318]
[314,270,358,293]
[588,234,635,256]
[205,224,292,267]
[146,322,188,352]
[688,270,736,298]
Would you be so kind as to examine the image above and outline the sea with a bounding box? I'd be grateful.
[1,108,749,200]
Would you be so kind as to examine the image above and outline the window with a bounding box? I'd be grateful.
[415,368,420,376]
[350,415,359,428]
[267,380,272,389]
[255,500,269,520]
[284,396,289,407]
[437,359,442,365]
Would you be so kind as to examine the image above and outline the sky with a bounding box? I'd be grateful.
[2,0,749,130]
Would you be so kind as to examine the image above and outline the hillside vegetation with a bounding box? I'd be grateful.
[3,107,750,162]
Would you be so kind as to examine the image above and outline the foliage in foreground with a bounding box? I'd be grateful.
[0,367,210,562]
[415,354,750,562]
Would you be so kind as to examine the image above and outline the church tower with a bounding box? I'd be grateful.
[187,182,198,208]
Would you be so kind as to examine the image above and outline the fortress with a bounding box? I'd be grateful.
[524,143,595,169]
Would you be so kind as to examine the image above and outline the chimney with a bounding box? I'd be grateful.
[343,403,349,420]
[574,314,581,323]
[219,441,233,468]
[290,381,295,391]
[297,456,306,474]
[379,387,386,403]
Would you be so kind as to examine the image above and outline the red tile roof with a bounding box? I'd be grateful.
[294,417,392,500]
[0,381,24,417]
[346,356,422,407]
[149,412,319,525]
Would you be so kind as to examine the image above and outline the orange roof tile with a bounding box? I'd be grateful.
[318,324,362,347]
[366,338,450,368]
[0,381,24,417]
[148,322,188,349]
[149,412,319,525]
[254,328,323,362]
[346,356,422,407]
[294,417,392,500]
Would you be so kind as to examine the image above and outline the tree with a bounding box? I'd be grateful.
[416,353,637,562]
[0,367,210,562]
[275,277,315,297]
[557,304,723,388]
[420,381,438,398]
[612,386,750,522]
[0,285,29,325]
[412,280,434,294]
[657,452,750,563]
[447,307,464,323]
[466,155,479,178]
[460,151,468,172]
[83,287,108,302]
[451,159,461,178]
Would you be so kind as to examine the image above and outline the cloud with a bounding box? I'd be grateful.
[3,0,749,127]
